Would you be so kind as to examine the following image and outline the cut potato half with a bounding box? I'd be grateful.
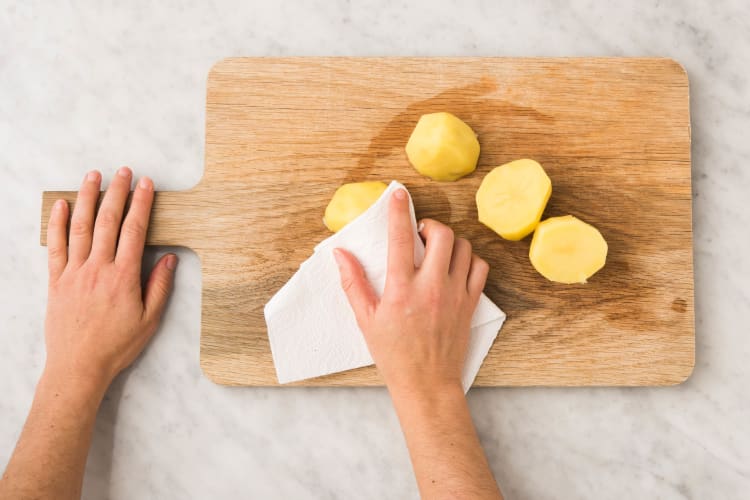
[476,159,552,240]
[529,215,608,284]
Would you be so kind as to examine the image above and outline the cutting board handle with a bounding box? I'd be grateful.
[39,190,202,249]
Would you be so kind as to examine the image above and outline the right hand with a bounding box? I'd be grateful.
[333,188,489,397]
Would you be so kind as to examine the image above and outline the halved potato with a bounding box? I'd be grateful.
[529,215,608,284]
[405,112,480,181]
[323,181,388,232]
[476,159,552,240]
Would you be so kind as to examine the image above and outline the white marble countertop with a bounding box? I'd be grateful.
[1,1,748,498]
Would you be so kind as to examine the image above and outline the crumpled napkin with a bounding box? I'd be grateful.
[264,181,506,392]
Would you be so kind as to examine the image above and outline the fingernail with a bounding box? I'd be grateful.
[417,221,425,232]
[166,254,178,271]
[394,189,407,200]
[332,248,344,267]
[138,176,153,190]
[86,170,99,182]
[54,199,66,211]
[118,167,132,177]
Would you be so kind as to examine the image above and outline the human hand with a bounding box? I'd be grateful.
[333,189,489,398]
[44,167,177,394]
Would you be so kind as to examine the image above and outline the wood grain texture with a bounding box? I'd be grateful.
[40,57,694,386]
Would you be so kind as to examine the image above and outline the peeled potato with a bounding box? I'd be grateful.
[529,215,608,284]
[405,112,480,181]
[476,159,552,240]
[323,181,388,232]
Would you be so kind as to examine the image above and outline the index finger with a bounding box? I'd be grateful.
[386,189,415,281]
[115,176,154,271]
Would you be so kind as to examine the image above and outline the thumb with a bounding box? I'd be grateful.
[333,248,378,329]
[143,253,177,324]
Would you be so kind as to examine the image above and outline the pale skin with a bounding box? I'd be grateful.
[334,188,502,499]
[0,175,501,499]
[0,168,177,499]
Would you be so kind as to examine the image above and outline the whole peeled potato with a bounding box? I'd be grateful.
[405,112,480,182]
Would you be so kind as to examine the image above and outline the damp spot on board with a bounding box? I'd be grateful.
[333,75,557,294]
[349,75,554,183]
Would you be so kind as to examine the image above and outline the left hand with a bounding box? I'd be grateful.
[44,167,177,393]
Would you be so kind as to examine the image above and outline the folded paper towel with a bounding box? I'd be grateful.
[264,181,506,392]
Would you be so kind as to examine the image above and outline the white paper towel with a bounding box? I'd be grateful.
[264,181,506,392]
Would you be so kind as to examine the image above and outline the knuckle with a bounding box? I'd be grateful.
[475,257,490,273]
[391,229,412,247]
[122,219,147,240]
[384,277,409,298]
[383,292,407,310]
[152,280,170,300]
[385,273,410,291]
[425,288,443,308]
[434,224,454,242]
[340,275,356,293]
[81,266,100,290]
[69,218,92,237]
[96,210,119,229]
[114,264,134,281]
[48,245,64,259]
[457,238,472,253]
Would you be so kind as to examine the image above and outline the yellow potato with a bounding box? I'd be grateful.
[529,215,608,284]
[405,112,480,181]
[476,159,552,240]
[323,181,388,232]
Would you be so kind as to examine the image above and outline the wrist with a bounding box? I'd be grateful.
[388,378,466,413]
[40,363,111,406]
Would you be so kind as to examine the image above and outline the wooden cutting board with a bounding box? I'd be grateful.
[40,57,694,386]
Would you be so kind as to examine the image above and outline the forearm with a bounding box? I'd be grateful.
[391,385,502,500]
[0,368,107,500]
